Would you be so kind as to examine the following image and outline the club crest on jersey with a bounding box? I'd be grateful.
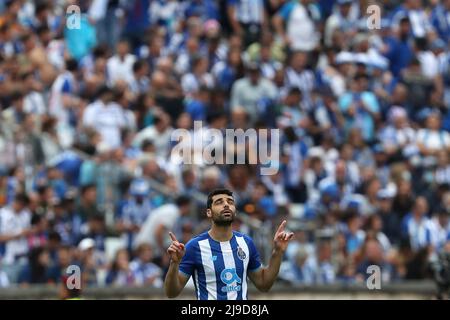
[237,246,246,260]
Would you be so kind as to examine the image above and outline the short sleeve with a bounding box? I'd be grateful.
[278,2,295,21]
[245,235,262,272]
[363,93,380,113]
[178,240,197,278]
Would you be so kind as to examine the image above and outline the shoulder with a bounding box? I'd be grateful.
[0,207,12,218]
[232,77,247,88]
[402,213,412,223]
[126,54,137,63]
[107,56,119,64]
[129,260,139,270]
[185,231,209,247]
[234,231,256,246]
[278,1,297,18]
[416,129,426,138]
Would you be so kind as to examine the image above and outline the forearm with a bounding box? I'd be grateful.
[260,249,284,291]
[0,234,19,243]
[164,261,183,298]
[227,7,241,33]
[272,16,285,38]
[62,95,79,109]
[261,10,269,31]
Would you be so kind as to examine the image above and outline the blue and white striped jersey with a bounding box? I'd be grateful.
[179,231,262,300]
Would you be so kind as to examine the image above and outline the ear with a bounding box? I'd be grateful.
[206,208,212,218]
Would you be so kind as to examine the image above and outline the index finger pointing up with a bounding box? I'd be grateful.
[276,220,287,234]
[169,232,178,242]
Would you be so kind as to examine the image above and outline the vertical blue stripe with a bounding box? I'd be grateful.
[208,238,227,300]
[425,226,431,246]
[195,241,208,300]
[230,235,245,300]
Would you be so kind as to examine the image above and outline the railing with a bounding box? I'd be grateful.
[0,281,439,299]
[136,168,275,264]
[26,146,341,265]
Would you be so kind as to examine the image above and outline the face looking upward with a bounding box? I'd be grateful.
[207,194,236,227]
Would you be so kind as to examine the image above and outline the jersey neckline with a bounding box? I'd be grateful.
[206,230,237,244]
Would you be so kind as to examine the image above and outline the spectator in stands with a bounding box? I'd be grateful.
[0,194,32,283]
[272,0,321,52]
[47,245,73,284]
[130,243,163,287]
[135,196,191,259]
[116,179,153,252]
[401,196,438,251]
[230,61,277,125]
[105,248,135,287]
[18,246,52,286]
[355,238,397,283]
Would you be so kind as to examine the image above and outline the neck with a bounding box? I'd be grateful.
[209,224,233,242]
[413,212,422,220]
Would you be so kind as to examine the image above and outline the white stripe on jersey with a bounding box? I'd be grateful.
[220,241,238,300]
[194,269,200,300]
[198,239,217,300]
[235,236,250,300]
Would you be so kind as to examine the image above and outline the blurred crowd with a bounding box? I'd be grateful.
[1,0,450,291]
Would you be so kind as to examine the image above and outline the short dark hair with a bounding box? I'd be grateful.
[14,193,30,206]
[31,214,43,225]
[207,189,234,209]
[287,87,302,97]
[175,195,191,207]
[65,58,78,72]
[36,25,50,36]
[10,90,24,102]
[81,184,96,195]
[133,59,147,73]
[48,231,62,243]
[35,2,49,15]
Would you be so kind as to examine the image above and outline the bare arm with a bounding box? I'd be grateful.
[0,229,33,243]
[164,232,189,298]
[248,248,284,292]
[272,14,287,44]
[227,5,243,35]
[164,260,190,298]
[0,234,20,243]
[248,220,294,292]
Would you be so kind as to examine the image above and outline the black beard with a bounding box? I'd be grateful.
[213,219,233,227]
[212,212,235,226]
